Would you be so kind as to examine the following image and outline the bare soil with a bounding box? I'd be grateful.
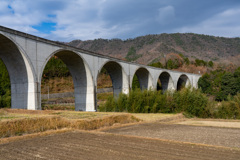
[1,113,240,160]
[104,122,240,148]
[177,119,240,128]
[1,131,240,160]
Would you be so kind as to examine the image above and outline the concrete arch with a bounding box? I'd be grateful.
[0,33,37,110]
[158,71,174,91]
[98,61,129,96]
[132,67,153,90]
[40,49,95,111]
[177,74,191,91]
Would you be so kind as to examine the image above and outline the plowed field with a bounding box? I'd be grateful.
[104,123,240,148]
[0,131,240,160]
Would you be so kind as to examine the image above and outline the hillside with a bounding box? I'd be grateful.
[68,33,240,66]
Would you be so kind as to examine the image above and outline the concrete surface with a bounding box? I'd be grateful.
[0,25,201,111]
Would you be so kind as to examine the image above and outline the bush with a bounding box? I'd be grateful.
[98,95,116,112]
[43,56,70,79]
[0,89,11,108]
[99,88,211,118]
[0,59,11,108]
[216,101,240,119]
[173,88,209,117]
[198,67,240,101]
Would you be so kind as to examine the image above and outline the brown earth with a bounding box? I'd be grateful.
[41,74,112,94]
[0,131,240,160]
[104,122,240,149]
[1,113,240,160]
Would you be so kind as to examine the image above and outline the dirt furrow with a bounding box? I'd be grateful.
[1,131,239,160]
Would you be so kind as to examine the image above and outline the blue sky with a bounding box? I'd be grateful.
[1,0,240,42]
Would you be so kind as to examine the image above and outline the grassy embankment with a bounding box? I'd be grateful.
[0,109,180,140]
[0,109,143,139]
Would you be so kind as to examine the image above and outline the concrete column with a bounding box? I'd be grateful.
[0,34,38,110]
[50,51,95,111]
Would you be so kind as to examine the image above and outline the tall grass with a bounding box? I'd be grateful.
[99,88,240,119]
[0,114,140,138]
[99,89,177,113]
[0,116,69,137]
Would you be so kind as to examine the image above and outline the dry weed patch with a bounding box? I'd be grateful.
[0,116,70,138]
[71,114,140,130]
[132,113,181,122]
[0,110,140,138]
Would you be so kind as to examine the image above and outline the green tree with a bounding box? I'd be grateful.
[125,46,141,62]
[208,61,214,68]
[216,72,238,101]
[197,69,226,99]
[184,57,190,65]
[198,73,211,93]
[195,59,207,66]
[132,75,140,90]
[148,62,163,68]
[166,59,179,69]
[234,67,240,92]
[43,56,70,79]
[0,59,11,108]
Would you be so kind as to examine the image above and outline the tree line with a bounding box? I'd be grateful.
[198,67,240,101]
[99,88,240,119]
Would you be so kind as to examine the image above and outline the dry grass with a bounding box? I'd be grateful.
[97,92,113,101]
[0,109,183,139]
[0,116,70,138]
[70,114,139,130]
[0,109,140,138]
[0,109,54,121]
[0,109,123,121]
[174,64,207,74]
[41,77,74,94]
[132,113,184,122]
[41,74,113,94]
[97,92,113,107]
[42,104,75,110]
[176,119,240,128]
[97,74,112,88]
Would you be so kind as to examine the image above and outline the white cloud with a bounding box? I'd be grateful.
[0,0,240,41]
[177,8,240,37]
[0,0,52,35]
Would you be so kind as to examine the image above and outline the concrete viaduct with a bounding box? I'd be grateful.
[0,26,201,111]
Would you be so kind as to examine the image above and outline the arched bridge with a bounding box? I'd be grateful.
[0,26,201,111]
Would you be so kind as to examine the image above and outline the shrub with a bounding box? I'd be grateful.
[0,89,11,108]
[99,88,211,118]
[216,101,240,119]
[173,87,208,117]
[0,59,11,108]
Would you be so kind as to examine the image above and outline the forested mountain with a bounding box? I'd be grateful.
[68,33,240,66]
